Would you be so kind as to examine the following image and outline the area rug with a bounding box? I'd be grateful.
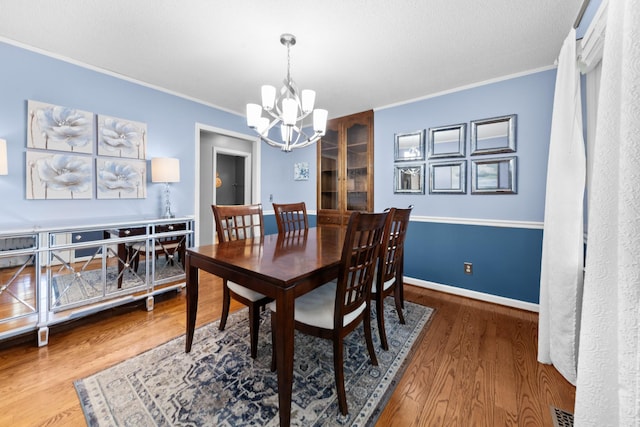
[75,300,433,426]
[52,260,184,307]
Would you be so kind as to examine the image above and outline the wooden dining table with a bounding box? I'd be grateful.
[184,226,345,427]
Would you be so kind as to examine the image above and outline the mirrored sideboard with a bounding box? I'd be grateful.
[0,216,194,346]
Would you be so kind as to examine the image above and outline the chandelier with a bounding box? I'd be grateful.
[246,33,328,152]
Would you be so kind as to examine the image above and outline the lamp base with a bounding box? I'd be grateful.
[161,182,175,219]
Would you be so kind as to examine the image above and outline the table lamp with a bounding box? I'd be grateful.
[0,139,7,175]
[151,157,180,218]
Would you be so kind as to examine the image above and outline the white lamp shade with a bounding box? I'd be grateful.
[261,85,276,110]
[280,124,293,143]
[0,139,7,175]
[313,109,328,135]
[282,98,297,125]
[301,89,316,113]
[151,157,180,183]
[246,103,262,128]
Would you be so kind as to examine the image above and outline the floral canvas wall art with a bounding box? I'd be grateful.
[27,100,94,154]
[294,162,309,181]
[96,158,147,199]
[26,150,93,199]
[97,115,147,159]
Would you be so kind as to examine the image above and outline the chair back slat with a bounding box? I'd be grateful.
[335,211,389,325]
[273,202,309,233]
[211,204,264,243]
[377,206,412,288]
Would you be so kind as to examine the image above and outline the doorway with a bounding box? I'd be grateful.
[196,125,260,246]
[215,153,247,205]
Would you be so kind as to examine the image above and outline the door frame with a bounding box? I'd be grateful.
[194,123,260,246]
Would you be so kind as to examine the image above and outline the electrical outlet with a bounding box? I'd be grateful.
[464,262,473,275]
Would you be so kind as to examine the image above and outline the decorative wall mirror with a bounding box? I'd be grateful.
[394,164,425,194]
[428,123,466,159]
[471,156,517,194]
[429,160,466,194]
[470,114,516,155]
[394,130,425,161]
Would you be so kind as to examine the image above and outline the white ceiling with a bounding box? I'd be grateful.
[0,0,583,119]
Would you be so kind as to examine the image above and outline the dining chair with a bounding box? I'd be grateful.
[211,203,273,359]
[269,210,389,415]
[272,201,309,233]
[372,205,413,350]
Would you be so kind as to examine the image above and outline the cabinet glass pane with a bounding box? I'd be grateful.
[346,122,369,211]
[320,129,339,210]
[0,239,37,322]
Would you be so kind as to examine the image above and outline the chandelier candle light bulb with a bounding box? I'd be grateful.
[246,33,328,152]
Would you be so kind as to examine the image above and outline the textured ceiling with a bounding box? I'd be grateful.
[0,0,583,119]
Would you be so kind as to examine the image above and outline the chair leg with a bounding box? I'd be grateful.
[270,311,277,372]
[248,303,260,359]
[376,293,389,351]
[219,281,231,331]
[394,285,406,325]
[333,337,348,415]
[363,309,378,366]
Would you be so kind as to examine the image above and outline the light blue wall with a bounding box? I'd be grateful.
[375,70,556,222]
[0,41,251,227]
[0,41,556,305]
[373,70,557,304]
[260,142,317,211]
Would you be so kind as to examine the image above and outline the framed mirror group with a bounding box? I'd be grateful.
[392,113,517,195]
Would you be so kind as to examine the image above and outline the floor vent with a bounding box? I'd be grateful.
[550,406,574,427]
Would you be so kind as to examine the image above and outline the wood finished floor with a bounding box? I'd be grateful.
[0,273,575,426]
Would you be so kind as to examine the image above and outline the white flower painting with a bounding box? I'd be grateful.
[97,114,147,159]
[96,158,147,199]
[27,100,94,154]
[26,151,93,199]
[294,162,309,181]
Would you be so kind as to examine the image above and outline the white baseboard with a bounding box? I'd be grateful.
[406,276,539,312]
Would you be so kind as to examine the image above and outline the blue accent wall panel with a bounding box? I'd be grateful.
[264,214,317,236]
[404,221,542,303]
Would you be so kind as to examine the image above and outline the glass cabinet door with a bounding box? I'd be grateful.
[345,121,370,212]
[319,127,339,210]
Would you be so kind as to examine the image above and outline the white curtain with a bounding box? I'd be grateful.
[574,0,640,424]
[537,28,586,386]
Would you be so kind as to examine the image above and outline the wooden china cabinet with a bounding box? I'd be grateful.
[317,110,374,226]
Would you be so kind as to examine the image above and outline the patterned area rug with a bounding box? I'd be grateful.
[75,300,433,426]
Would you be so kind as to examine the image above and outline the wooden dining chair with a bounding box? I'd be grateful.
[372,206,413,350]
[272,202,309,233]
[269,210,389,415]
[211,203,273,358]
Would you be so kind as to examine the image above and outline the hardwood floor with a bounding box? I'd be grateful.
[0,273,575,426]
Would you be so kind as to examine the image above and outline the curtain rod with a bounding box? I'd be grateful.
[574,0,591,28]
